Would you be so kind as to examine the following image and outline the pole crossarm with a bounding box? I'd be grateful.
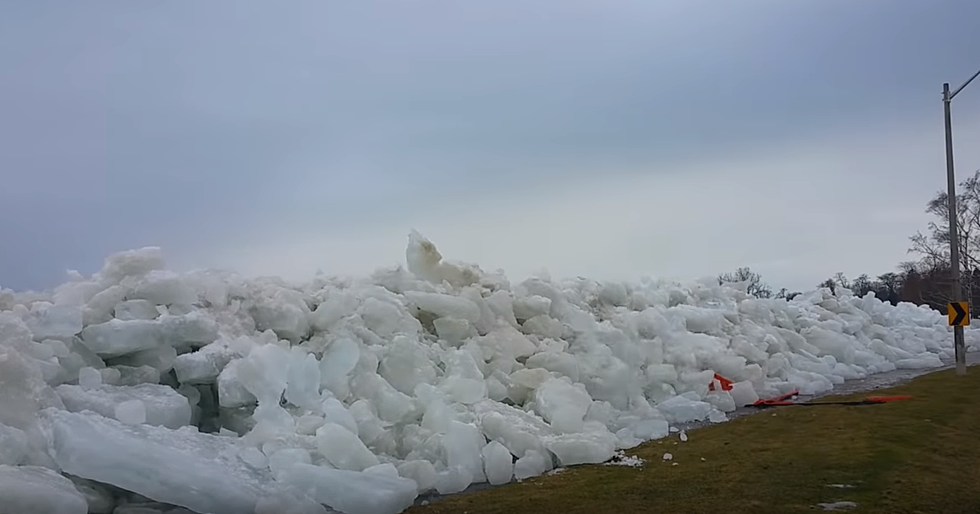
[949,68,980,100]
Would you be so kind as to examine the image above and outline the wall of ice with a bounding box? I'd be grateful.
[0,230,977,514]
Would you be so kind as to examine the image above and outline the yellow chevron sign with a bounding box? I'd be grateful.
[948,302,970,327]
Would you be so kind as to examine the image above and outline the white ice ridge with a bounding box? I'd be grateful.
[0,230,977,514]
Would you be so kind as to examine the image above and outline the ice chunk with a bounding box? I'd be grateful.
[59,339,106,380]
[113,365,161,386]
[730,380,759,407]
[67,476,115,514]
[525,351,579,382]
[320,397,358,436]
[378,335,437,396]
[350,373,418,424]
[396,460,437,493]
[159,312,220,348]
[238,446,269,470]
[0,346,65,430]
[237,343,290,404]
[173,339,244,385]
[482,440,514,485]
[79,319,164,357]
[56,383,192,429]
[114,299,161,321]
[522,315,564,339]
[0,312,34,350]
[485,290,520,328]
[704,391,737,413]
[26,305,83,341]
[284,349,321,409]
[657,395,713,423]
[364,462,400,479]
[632,418,670,440]
[319,337,360,399]
[78,366,102,389]
[110,345,178,373]
[598,282,629,307]
[0,465,88,514]
[513,449,550,480]
[444,421,487,483]
[115,400,147,425]
[250,299,311,343]
[513,295,552,321]
[217,360,257,408]
[98,367,121,385]
[279,462,418,514]
[404,291,482,323]
[267,448,312,478]
[433,317,475,345]
[440,349,488,405]
[359,297,418,338]
[0,423,29,465]
[129,271,198,306]
[481,324,538,360]
[315,422,380,471]
[473,400,554,458]
[533,377,593,433]
[310,292,359,331]
[255,492,328,514]
[543,431,618,466]
[435,466,473,494]
[896,354,944,369]
[405,230,481,288]
[99,247,165,283]
[39,409,308,514]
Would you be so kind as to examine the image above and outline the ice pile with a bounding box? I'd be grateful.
[0,230,977,514]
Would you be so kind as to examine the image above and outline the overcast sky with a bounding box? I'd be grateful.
[2,0,980,293]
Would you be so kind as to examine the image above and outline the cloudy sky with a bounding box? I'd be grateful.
[2,0,980,293]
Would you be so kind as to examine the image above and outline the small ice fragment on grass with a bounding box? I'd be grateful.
[827,484,856,489]
[668,426,679,433]
[546,468,565,475]
[817,501,858,511]
[679,430,688,442]
[662,453,672,461]
[604,450,644,467]
[708,410,727,423]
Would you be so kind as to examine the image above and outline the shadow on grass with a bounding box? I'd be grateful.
[408,368,980,514]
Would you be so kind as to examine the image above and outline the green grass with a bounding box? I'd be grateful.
[408,368,980,514]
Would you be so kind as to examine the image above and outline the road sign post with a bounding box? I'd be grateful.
[942,67,980,376]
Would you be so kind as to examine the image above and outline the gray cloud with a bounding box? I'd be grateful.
[1,0,979,291]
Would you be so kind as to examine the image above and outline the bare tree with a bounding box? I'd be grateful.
[719,267,773,298]
[851,274,873,296]
[818,277,837,294]
[908,170,980,311]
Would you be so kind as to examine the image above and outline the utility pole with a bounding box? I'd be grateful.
[943,67,980,376]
